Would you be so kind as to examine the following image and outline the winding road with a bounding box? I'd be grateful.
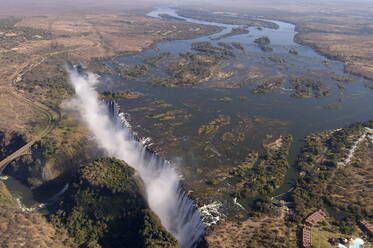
[0,15,118,174]
[0,55,62,173]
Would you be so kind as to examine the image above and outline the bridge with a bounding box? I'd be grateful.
[0,46,84,176]
[0,142,33,174]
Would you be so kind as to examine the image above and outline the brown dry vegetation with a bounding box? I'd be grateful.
[0,0,222,139]
[206,207,296,248]
[0,181,16,208]
[328,139,373,217]
[0,90,48,138]
[0,206,71,248]
[1,1,373,247]
[14,14,222,61]
[293,17,373,80]
[0,1,223,194]
[0,4,224,246]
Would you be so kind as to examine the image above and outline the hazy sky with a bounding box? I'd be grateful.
[0,0,372,15]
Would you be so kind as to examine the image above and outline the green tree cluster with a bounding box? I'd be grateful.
[291,121,373,231]
[6,135,92,188]
[238,135,293,198]
[50,157,179,248]
[119,64,149,80]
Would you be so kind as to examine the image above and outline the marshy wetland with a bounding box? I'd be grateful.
[87,7,373,222]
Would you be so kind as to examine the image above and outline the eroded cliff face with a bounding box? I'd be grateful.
[5,134,96,189]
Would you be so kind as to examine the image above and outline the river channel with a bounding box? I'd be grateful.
[5,7,373,218]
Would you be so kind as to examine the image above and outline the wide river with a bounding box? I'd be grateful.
[5,7,373,218]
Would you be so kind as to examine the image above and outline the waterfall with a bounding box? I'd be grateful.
[67,65,204,248]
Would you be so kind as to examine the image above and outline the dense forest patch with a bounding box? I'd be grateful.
[50,157,179,248]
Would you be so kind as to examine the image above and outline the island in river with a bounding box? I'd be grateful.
[0,2,373,248]
[90,7,373,247]
[88,5,373,213]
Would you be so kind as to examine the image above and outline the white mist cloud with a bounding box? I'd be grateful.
[67,67,204,248]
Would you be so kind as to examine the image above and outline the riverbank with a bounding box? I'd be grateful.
[107,7,373,215]
[0,4,227,215]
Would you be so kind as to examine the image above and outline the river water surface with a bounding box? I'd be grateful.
[5,7,373,218]
[93,7,373,218]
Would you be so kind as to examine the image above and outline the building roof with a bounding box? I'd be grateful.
[302,210,327,248]
[305,209,326,225]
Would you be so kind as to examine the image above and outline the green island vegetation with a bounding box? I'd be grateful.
[268,56,287,64]
[199,134,293,218]
[150,42,237,87]
[237,135,293,198]
[254,36,273,52]
[101,90,144,100]
[2,6,373,248]
[144,52,172,67]
[129,106,156,112]
[198,115,231,136]
[217,42,233,50]
[216,41,245,52]
[191,115,289,170]
[290,76,330,98]
[252,76,285,94]
[191,41,234,57]
[152,100,173,108]
[86,63,113,75]
[118,64,149,80]
[159,14,185,21]
[221,130,245,144]
[153,52,220,87]
[211,27,249,40]
[231,42,245,51]
[50,158,179,248]
[291,121,373,234]
[288,48,298,55]
[146,109,191,121]
[229,151,259,178]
